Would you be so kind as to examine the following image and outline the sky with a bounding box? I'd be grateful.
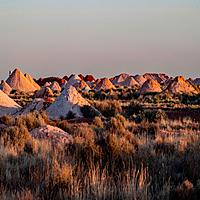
[0,0,200,80]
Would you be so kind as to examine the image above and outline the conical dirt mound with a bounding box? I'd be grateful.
[133,75,147,86]
[24,73,41,90]
[0,80,12,95]
[121,76,139,87]
[50,81,61,92]
[46,86,90,119]
[94,78,116,90]
[166,76,198,95]
[143,73,169,83]
[6,68,38,92]
[112,73,129,86]
[0,90,21,116]
[77,80,91,91]
[35,87,54,98]
[17,98,45,115]
[140,79,162,94]
[67,74,82,86]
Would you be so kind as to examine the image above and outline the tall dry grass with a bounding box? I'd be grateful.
[0,111,200,199]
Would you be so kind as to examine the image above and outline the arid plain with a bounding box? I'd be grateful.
[0,68,200,199]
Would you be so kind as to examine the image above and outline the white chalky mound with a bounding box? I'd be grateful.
[17,98,45,115]
[0,90,21,116]
[0,80,12,95]
[46,86,90,119]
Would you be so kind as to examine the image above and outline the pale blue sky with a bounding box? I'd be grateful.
[0,0,199,79]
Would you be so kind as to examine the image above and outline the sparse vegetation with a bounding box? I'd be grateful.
[93,100,122,118]
[1,69,200,199]
[0,105,199,199]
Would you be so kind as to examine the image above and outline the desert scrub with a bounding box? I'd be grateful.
[81,105,100,118]
[15,111,47,131]
[126,101,143,116]
[0,125,32,149]
[56,120,72,133]
[138,109,168,123]
[0,115,14,126]
[93,100,122,118]
[109,114,127,132]
[93,116,104,128]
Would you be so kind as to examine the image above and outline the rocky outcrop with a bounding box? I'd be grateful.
[17,98,45,115]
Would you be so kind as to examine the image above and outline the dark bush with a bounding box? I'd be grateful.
[66,111,76,120]
[144,109,167,123]
[126,101,143,116]
[1,125,32,148]
[93,100,122,118]
[81,105,100,118]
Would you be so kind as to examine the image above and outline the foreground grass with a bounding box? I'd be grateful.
[0,111,200,200]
